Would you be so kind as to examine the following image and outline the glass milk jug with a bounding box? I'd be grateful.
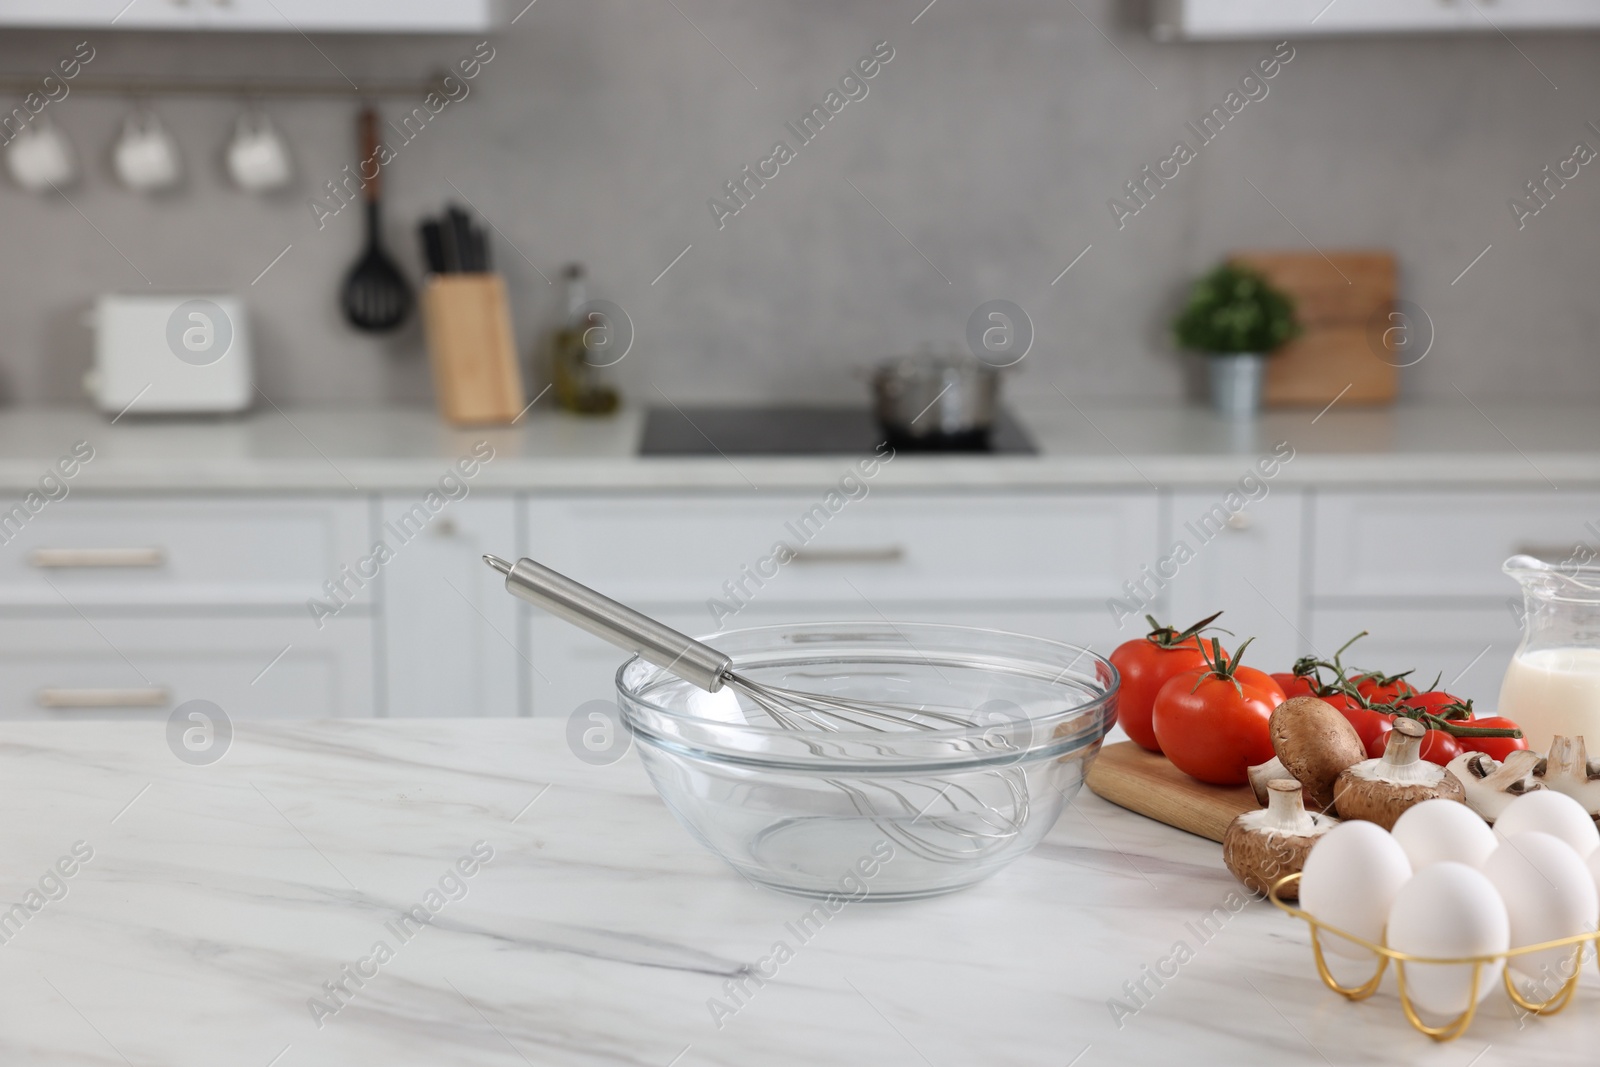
[1498,554,1600,753]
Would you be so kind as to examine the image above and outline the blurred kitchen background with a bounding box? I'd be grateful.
[2,0,1597,406]
[0,2,1597,726]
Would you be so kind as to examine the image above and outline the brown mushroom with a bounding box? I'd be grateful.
[1266,696,1366,814]
[1333,717,1465,830]
[1223,779,1337,899]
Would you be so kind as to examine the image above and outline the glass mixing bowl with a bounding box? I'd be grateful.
[616,622,1118,900]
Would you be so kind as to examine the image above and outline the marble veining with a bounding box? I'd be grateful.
[0,718,1594,1065]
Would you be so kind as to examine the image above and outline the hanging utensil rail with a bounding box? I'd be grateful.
[0,74,450,98]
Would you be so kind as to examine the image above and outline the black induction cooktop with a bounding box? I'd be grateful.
[639,406,1036,456]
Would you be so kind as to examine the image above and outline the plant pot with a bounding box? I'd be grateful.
[1206,353,1266,418]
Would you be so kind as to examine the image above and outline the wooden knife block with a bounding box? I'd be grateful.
[1229,250,1398,408]
[422,274,525,425]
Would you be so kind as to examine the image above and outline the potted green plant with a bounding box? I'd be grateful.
[1173,263,1299,418]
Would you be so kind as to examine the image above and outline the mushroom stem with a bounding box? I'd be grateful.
[1546,735,1599,782]
[1376,717,1435,785]
[1538,735,1600,814]
[1249,757,1291,806]
[1333,716,1464,829]
[1262,778,1317,834]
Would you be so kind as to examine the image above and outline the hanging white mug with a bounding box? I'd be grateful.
[5,118,78,192]
[226,110,292,192]
[113,109,182,192]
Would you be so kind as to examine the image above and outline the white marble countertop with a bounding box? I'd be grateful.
[0,400,1595,492]
[3,718,1595,1066]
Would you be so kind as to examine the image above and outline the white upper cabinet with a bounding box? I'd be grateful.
[1487,0,1600,27]
[0,0,497,32]
[1151,0,1598,39]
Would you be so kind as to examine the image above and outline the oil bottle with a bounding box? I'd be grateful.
[547,264,619,415]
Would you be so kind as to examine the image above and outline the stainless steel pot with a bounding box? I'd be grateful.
[871,352,999,447]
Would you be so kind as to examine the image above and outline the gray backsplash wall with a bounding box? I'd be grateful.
[0,2,1596,408]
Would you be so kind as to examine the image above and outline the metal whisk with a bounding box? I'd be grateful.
[483,555,1029,862]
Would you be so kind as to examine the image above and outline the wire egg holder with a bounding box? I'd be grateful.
[1270,872,1599,1042]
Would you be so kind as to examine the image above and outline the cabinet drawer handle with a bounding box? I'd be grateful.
[30,548,167,569]
[789,546,906,565]
[37,687,171,709]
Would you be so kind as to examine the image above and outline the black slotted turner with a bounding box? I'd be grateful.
[341,106,412,332]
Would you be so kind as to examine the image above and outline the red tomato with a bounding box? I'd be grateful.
[1350,708,1395,759]
[1109,620,1220,754]
[1353,672,1418,705]
[1456,716,1528,761]
[1406,690,1472,720]
[1419,728,1463,765]
[1355,711,1466,764]
[1271,672,1321,700]
[1152,665,1285,786]
[1326,690,1368,716]
[1301,679,1388,751]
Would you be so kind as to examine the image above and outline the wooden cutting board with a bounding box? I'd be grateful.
[1085,741,1258,843]
[1229,249,1399,408]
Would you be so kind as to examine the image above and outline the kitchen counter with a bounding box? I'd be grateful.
[4,719,1594,1066]
[0,401,1596,491]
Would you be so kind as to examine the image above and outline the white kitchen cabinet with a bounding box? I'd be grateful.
[1150,0,1600,38]
[1164,489,1308,671]
[1476,1,1600,28]
[1307,606,1520,707]
[1304,488,1593,709]
[1310,490,1598,601]
[521,490,1157,715]
[530,601,1127,721]
[378,494,521,717]
[0,495,371,610]
[0,615,373,720]
[0,479,1568,721]
[525,492,1161,607]
[0,0,496,32]
[1152,0,1463,38]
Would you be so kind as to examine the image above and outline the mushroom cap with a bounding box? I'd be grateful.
[1270,696,1366,814]
[1222,820,1321,899]
[1223,779,1336,898]
[1334,761,1466,831]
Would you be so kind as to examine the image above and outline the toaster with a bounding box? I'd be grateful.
[85,293,252,415]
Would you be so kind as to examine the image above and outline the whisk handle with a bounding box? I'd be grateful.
[485,555,732,692]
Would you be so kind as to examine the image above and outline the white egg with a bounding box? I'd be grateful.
[1387,862,1509,1017]
[1483,831,1598,981]
[1299,819,1412,984]
[1494,790,1600,857]
[1392,799,1498,870]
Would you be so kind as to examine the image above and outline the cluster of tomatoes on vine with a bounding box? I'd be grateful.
[1110,614,1525,788]
[1275,631,1524,764]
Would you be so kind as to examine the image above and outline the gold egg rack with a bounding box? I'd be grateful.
[1270,873,1599,1042]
